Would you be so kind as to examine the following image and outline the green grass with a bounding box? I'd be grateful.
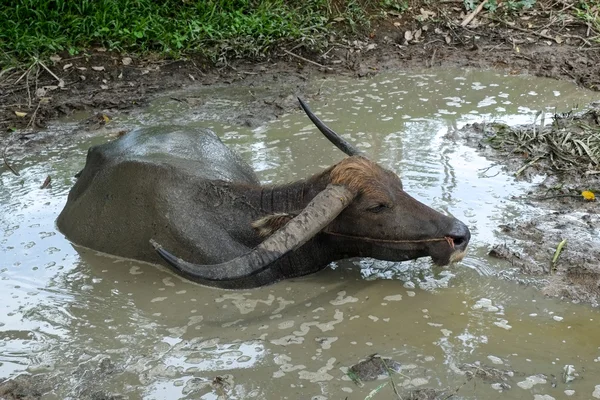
[0,0,349,63]
[573,0,600,39]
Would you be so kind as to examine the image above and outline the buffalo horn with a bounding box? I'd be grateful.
[150,184,355,282]
[297,97,365,157]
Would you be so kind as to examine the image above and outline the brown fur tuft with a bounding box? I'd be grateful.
[252,213,294,238]
[329,156,395,199]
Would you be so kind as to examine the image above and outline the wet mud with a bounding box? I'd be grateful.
[457,108,600,306]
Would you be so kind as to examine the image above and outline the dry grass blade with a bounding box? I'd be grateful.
[364,382,389,400]
[484,108,600,175]
[573,139,598,163]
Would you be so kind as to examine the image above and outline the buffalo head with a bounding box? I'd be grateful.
[151,98,470,284]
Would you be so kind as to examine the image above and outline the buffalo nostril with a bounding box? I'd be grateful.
[449,222,471,248]
[453,236,466,247]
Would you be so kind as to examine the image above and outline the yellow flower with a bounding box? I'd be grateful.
[582,190,596,201]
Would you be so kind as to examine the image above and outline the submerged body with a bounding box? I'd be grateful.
[58,100,470,289]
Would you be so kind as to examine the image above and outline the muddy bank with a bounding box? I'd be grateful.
[458,107,600,306]
[2,1,599,146]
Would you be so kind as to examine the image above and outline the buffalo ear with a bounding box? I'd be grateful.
[252,213,295,238]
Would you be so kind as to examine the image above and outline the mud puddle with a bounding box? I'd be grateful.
[2,68,600,399]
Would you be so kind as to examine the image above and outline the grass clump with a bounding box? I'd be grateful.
[573,1,600,40]
[1,0,366,63]
[484,107,600,174]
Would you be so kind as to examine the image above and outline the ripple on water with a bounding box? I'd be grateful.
[2,68,600,399]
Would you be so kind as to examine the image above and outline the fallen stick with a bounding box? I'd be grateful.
[2,145,20,176]
[283,49,333,71]
[485,15,559,42]
[26,101,41,129]
[36,59,64,87]
[14,62,36,85]
[461,0,489,27]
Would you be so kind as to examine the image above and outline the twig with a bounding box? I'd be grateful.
[461,0,489,27]
[563,34,592,47]
[530,193,581,200]
[282,49,333,71]
[2,144,20,176]
[0,67,15,82]
[26,101,42,129]
[36,58,63,85]
[14,62,36,85]
[486,16,560,42]
[561,67,577,81]
[429,48,437,68]
[40,176,52,189]
[26,63,32,108]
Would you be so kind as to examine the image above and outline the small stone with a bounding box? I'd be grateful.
[487,355,503,365]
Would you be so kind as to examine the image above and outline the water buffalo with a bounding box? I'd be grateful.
[57,98,470,289]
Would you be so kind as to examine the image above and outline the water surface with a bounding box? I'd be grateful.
[2,68,600,399]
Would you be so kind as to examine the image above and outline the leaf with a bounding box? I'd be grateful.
[63,63,73,70]
[414,28,422,40]
[92,66,105,71]
[551,239,567,271]
[404,30,413,41]
[582,190,596,201]
[14,111,27,117]
[573,139,598,163]
[122,57,132,66]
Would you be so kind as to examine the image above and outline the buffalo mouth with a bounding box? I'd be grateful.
[427,235,469,266]
[324,231,469,266]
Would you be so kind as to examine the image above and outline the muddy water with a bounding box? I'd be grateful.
[2,69,600,399]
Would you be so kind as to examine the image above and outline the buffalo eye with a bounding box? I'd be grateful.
[367,204,389,213]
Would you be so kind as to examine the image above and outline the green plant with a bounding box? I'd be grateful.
[573,1,600,38]
[380,0,409,13]
[0,0,336,62]
[464,0,536,13]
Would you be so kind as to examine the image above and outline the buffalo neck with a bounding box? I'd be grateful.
[232,169,332,215]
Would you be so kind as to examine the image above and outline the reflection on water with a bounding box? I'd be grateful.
[2,68,600,399]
